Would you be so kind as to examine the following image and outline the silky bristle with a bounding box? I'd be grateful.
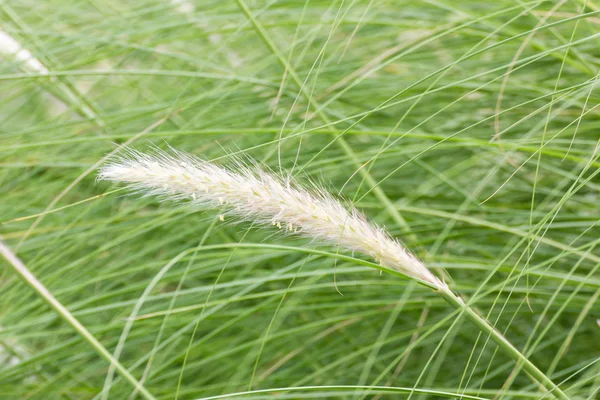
[98,146,446,290]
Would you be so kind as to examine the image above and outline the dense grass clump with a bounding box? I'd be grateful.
[1,1,599,399]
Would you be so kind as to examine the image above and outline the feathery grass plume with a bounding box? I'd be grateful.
[0,29,49,74]
[98,146,569,400]
[98,146,446,290]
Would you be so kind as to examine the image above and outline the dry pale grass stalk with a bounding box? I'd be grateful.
[0,29,107,127]
[0,29,48,74]
[98,147,446,290]
[0,238,156,400]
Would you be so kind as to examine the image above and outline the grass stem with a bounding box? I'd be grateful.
[437,287,569,400]
[0,238,156,400]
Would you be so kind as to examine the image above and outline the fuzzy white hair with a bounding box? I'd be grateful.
[98,147,445,289]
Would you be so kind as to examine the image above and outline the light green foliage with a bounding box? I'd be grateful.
[0,1,599,399]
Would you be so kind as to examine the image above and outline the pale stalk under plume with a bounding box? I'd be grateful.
[0,238,156,400]
[97,147,569,400]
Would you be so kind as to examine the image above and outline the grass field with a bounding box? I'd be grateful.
[1,1,599,399]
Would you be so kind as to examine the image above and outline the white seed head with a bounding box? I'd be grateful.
[98,147,446,289]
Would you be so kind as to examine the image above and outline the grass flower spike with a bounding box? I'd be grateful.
[98,145,569,400]
[98,147,446,290]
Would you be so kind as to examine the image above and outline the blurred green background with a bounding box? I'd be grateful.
[1,0,599,399]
